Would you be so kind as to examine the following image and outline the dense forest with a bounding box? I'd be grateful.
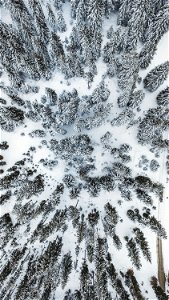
[0,0,169,299]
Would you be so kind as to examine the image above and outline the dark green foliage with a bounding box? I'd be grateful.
[137,107,169,147]
[139,4,169,68]
[0,248,26,283]
[29,0,50,43]
[77,214,87,243]
[149,216,167,239]
[156,87,169,106]
[88,209,100,226]
[150,276,169,300]
[0,106,24,131]
[107,262,130,299]
[125,269,145,300]
[95,237,109,299]
[60,252,73,288]
[133,228,151,262]
[104,202,119,225]
[85,176,101,197]
[0,170,20,189]
[125,236,142,269]
[143,61,169,92]
[80,260,90,294]
[135,175,153,190]
[50,134,93,160]
[112,233,122,250]
[136,189,153,205]
[0,190,11,205]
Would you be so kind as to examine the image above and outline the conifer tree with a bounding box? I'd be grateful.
[150,276,168,300]
[133,228,151,262]
[60,252,73,289]
[143,61,169,92]
[125,236,142,269]
[156,87,169,106]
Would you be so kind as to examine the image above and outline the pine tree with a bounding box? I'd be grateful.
[80,260,91,297]
[45,88,58,106]
[86,226,95,262]
[143,61,169,92]
[133,228,151,262]
[29,0,50,44]
[95,237,109,299]
[0,105,25,131]
[136,189,153,205]
[112,233,122,250]
[140,5,169,68]
[91,81,110,104]
[127,90,145,108]
[77,214,87,243]
[47,4,57,32]
[124,0,149,51]
[125,236,142,269]
[56,10,67,32]
[125,269,145,300]
[50,32,65,71]
[107,262,130,299]
[60,252,73,289]
[156,87,169,106]
[150,276,168,300]
[103,202,119,236]
[149,216,167,239]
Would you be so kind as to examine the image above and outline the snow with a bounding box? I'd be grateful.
[0,1,169,299]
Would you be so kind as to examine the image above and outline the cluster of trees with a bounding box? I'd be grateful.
[150,276,169,300]
[137,107,169,148]
[0,105,24,131]
[143,61,169,92]
[1,0,169,299]
[50,134,93,161]
[127,208,167,239]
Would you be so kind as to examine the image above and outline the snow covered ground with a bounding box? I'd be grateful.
[0,1,169,299]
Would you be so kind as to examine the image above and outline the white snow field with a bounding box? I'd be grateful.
[0,1,169,300]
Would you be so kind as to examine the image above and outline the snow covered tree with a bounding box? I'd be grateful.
[133,228,151,262]
[60,252,73,289]
[149,216,167,239]
[150,276,168,300]
[127,90,145,108]
[50,32,65,70]
[29,0,50,44]
[77,214,87,243]
[136,189,153,206]
[156,87,169,106]
[47,4,57,32]
[95,237,109,299]
[143,61,169,92]
[125,269,145,300]
[91,81,110,104]
[45,88,58,106]
[0,105,24,131]
[107,262,130,299]
[80,260,91,297]
[125,236,142,269]
[56,10,67,32]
